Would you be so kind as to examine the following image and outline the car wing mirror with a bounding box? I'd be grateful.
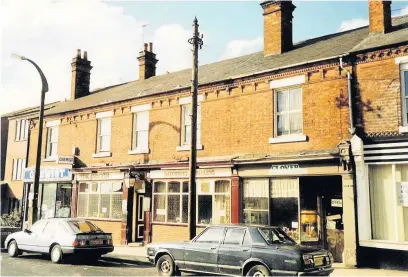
[24,229,32,234]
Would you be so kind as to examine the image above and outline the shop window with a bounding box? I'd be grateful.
[46,126,59,158]
[275,87,302,136]
[77,182,122,220]
[181,104,201,145]
[243,179,269,225]
[197,180,231,225]
[55,184,72,218]
[40,183,57,219]
[97,118,111,152]
[15,119,29,141]
[152,181,189,223]
[369,164,408,242]
[271,178,299,242]
[12,158,26,180]
[132,111,149,151]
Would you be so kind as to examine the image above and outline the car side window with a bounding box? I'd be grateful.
[30,221,47,233]
[44,221,63,236]
[223,228,246,245]
[243,230,253,245]
[195,228,225,244]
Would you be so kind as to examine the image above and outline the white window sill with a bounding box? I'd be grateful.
[359,240,408,251]
[399,126,408,133]
[43,156,57,162]
[176,144,204,151]
[269,134,307,144]
[128,148,150,155]
[92,152,112,158]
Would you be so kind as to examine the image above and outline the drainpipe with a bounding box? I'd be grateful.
[340,57,355,134]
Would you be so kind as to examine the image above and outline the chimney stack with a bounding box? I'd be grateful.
[369,0,392,34]
[261,0,296,56]
[71,49,92,100]
[138,42,158,80]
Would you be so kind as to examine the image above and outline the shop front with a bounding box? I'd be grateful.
[23,166,73,221]
[148,167,233,242]
[238,160,355,266]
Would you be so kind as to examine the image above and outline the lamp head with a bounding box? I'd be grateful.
[11,53,26,60]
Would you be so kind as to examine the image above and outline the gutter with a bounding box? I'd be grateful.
[339,57,356,135]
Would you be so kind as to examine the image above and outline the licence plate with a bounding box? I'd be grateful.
[90,240,103,245]
[314,256,324,266]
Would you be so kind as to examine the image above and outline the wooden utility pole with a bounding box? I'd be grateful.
[187,17,203,240]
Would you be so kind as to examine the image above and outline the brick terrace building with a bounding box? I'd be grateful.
[15,0,408,269]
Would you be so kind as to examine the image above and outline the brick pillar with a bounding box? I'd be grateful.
[231,175,240,224]
[71,181,78,217]
[121,186,129,245]
[342,174,357,267]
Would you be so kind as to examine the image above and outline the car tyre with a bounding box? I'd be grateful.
[7,240,19,258]
[156,254,176,276]
[246,264,270,277]
[50,245,63,263]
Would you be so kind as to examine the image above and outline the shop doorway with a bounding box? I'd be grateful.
[299,176,343,263]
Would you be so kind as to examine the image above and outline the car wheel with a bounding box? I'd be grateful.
[246,264,270,277]
[7,240,19,258]
[50,245,63,263]
[156,254,176,276]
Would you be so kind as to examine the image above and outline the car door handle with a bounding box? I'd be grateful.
[242,248,250,252]
[210,246,217,250]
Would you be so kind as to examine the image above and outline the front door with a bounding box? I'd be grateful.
[183,227,225,274]
[135,193,145,242]
[217,227,250,276]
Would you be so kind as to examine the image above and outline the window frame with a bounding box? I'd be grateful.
[77,181,123,220]
[46,126,59,158]
[132,111,149,151]
[180,103,201,146]
[12,158,26,180]
[273,86,303,137]
[242,178,270,225]
[401,63,408,127]
[97,118,112,153]
[15,119,29,141]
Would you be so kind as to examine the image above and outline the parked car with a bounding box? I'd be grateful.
[147,224,334,276]
[5,218,114,263]
[0,217,21,249]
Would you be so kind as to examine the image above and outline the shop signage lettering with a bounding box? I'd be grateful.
[24,167,72,182]
[58,156,74,164]
[269,164,308,175]
[397,182,408,207]
[331,199,343,207]
[75,172,124,181]
[149,167,232,179]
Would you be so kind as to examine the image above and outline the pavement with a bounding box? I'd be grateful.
[105,245,408,276]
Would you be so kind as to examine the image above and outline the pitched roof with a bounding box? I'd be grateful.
[1,101,60,119]
[46,15,408,116]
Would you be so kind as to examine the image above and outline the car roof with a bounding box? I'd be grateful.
[207,224,280,229]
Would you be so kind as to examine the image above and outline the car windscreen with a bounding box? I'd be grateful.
[67,220,103,233]
[258,227,296,245]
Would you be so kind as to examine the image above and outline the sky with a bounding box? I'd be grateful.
[1,0,408,116]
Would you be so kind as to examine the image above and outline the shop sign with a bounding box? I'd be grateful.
[331,199,343,207]
[269,164,308,175]
[24,167,72,182]
[57,156,74,164]
[75,172,124,181]
[397,182,408,207]
[149,167,232,179]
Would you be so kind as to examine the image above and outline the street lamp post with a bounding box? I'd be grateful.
[12,54,48,225]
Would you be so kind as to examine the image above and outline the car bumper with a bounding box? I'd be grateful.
[61,246,114,255]
[298,266,334,276]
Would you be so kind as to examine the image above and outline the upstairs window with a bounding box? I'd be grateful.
[401,63,408,126]
[12,158,26,180]
[97,118,111,152]
[46,126,59,158]
[132,111,149,151]
[275,87,302,136]
[181,104,201,145]
[15,119,29,141]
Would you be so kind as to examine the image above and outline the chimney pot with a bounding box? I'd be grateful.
[144,43,148,51]
[77,49,81,58]
[83,51,88,60]
[148,42,153,52]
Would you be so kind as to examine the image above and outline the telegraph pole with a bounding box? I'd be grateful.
[187,17,203,240]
